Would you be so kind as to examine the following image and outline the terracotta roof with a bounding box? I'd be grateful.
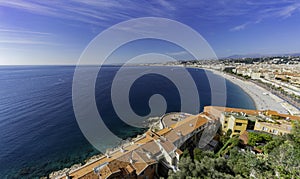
[204,106,260,117]
[64,106,299,179]
[205,106,300,121]
[158,138,176,154]
[156,127,171,135]
[131,152,148,174]
[164,130,180,143]
[125,164,135,174]
[175,149,183,155]
[140,141,161,156]
[62,110,209,179]
[170,115,208,137]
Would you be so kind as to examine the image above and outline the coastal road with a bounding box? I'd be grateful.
[208,69,289,114]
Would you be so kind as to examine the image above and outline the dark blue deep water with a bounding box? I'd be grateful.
[0,66,255,178]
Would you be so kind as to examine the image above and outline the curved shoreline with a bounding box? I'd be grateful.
[206,69,259,110]
[203,68,292,114]
[46,66,298,178]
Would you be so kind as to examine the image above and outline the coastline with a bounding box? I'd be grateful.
[46,117,162,179]
[45,65,299,178]
[204,68,300,115]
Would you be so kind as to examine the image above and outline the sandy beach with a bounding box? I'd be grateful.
[206,69,300,115]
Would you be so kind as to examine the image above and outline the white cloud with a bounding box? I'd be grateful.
[0,28,58,46]
[0,29,51,35]
[155,0,177,11]
[230,1,300,31]
[0,0,175,27]
[230,22,249,31]
[0,40,58,45]
[277,3,300,18]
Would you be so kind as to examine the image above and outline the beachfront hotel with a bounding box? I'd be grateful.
[57,106,299,179]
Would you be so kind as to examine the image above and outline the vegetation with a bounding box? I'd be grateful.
[169,122,300,179]
[217,136,240,157]
[247,132,272,146]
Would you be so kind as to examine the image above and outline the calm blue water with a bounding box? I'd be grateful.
[0,66,255,178]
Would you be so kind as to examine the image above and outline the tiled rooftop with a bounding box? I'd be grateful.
[63,113,208,179]
[59,106,298,179]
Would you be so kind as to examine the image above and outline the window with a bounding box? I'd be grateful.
[234,130,241,133]
[262,127,268,131]
[273,129,278,134]
[225,121,228,124]
[236,122,243,126]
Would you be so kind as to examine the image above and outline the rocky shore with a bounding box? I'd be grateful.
[45,116,162,179]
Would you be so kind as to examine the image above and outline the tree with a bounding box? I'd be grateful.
[263,136,284,154]
[248,132,272,146]
[265,121,300,178]
[291,121,300,144]
[193,148,203,162]
[169,149,234,178]
[181,148,190,158]
[169,122,300,178]
[220,129,232,145]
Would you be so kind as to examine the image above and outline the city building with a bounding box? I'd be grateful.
[56,106,299,179]
[254,119,292,135]
[60,113,212,179]
[204,106,300,136]
[204,106,258,136]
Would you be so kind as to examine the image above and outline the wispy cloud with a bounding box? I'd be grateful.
[155,0,177,11]
[230,22,250,31]
[1,0,300,29]
[0,1,59,17]
[0,29,51,35]
[229,1,300,31]
[277,3,300,18]
[0,28,57,46]
[0,40,58,45]
[0,0,180,47]
[0,0,176,27]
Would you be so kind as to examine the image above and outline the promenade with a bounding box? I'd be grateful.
[207,69,291,114]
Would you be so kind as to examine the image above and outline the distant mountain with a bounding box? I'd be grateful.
[223,52,300,59]
[283,53,300,57]
[225,53,263,59]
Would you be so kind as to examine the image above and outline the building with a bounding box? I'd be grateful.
[204,106,300,136]
[56,106,299,179]
[222,113,247,136]
[219,111,257,136]
[59,114,211,179]
[254,119,292,135]
[204,106,258,136]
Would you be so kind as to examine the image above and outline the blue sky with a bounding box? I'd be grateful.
[0,0,300,65]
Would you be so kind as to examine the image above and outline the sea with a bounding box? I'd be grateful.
[0,66,255,178]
